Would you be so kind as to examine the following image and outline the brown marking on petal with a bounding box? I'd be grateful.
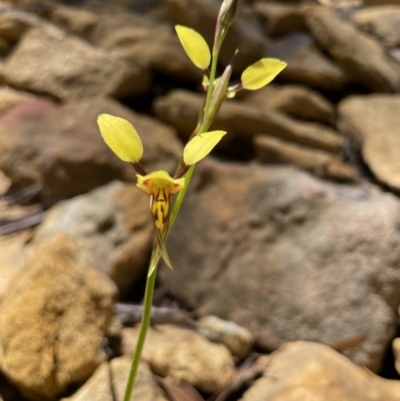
[152,188,171,229]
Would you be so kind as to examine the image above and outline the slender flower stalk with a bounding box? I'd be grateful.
[97,1,287,399]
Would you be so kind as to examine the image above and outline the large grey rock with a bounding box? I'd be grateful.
[0,233,117,400]
[338,95,400,190]
[306,7,400,92]
[241,342,400,401]
[154,90,345,153]
[3,27,150,100]
[32,181,153,294]
[0,97,182,198]
[160,159,400,372]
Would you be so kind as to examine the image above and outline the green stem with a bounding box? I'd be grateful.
[203,50,219,124]
[123,256,159,401]
[123,37,223,401]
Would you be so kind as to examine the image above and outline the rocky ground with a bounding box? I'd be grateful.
[1,0,400,400]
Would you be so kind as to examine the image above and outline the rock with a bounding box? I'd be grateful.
[0,5,45,41]
[3,27,150,100]
[0,230,30,301]
[241,341,400,401]
[110,357,167,401]
[167,0,267,73]
[50,6,98,38]
[0,168,10,194]
[63,359,166,401]
[122,324,237,393]
[365,0,400,4]
[338,95,400,190]
[305,7,400,92]
[0,96,182,198]
[352,6,400,48]
[0,61,5,86]
[90,13,200,81]
[244,84,335,125]
[61,358,167,401]
[0,86,35,115]
[0,233,117,400]
[61,363,113,401]
[154,90,345,153]
[254,2,306,36]
[196,315,254,360]
[160,159,400,372]
[393,337,400,375]
[32,181,153,294]
[254,135,358,182]
[269,33,351,91]
[0,37,11,55]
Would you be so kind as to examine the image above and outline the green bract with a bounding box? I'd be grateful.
[98,114,143,163]
[241,58,287,90]
[183,130,227,165]
[175,25,211,70]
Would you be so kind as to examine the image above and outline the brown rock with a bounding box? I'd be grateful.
[0,233,117,400]
[338,95,400,190]
[352,6,400,48]
[241,341,400,401]
[154,89,345,153]
[0,97,182,198]
[0,5,45,41]
[122,325,237,393]
[0,37,11,55]
[393,337,400,375]
[167,0,267,73]
[270,33,351,91]
[255,2,306,36]
[61,359,167,401]
[50,6,98,38]
[160,159,400,372]
[254,135,357,182]
[306,7,400,92]
[0,230,31,301]
[61,357,166,401]
[0,86,35,115]
[196,315,254,360]
[110,357,167,401]
[0,168,10,194]
[91,13,200,81]
[365,0,400,4]
[32,181,153,294]
[244,84,335,124]
[3,27,150,100]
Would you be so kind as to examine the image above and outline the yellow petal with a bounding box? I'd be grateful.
[136,171,185,196]
[175,25,211,70]
[98,114,143,163]
[241,58,286,90]
[183,130,227,165]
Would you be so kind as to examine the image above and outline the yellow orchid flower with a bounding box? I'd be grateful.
[137,171,185,230]
[97,115,225,238]
[175,25,211,70]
